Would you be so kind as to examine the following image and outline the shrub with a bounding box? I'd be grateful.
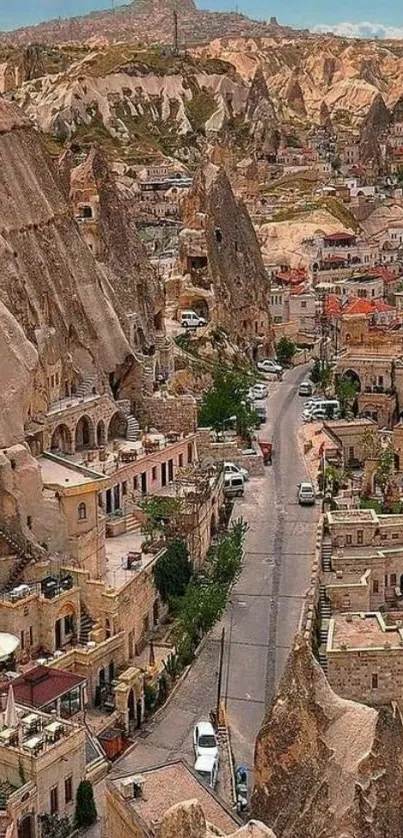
[75,780,97,828]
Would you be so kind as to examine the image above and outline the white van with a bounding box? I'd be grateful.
[304,398,340,417]
[180,310,206,328]
[224,473,245,498]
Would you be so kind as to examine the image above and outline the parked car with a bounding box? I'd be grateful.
[297,482,316,505]
[224,461,249,481]
[253,403,267,425]
[257,359,283,375]
[298,380,313,397]
[249,383,268,400]
[194,753,219,788]
[223,473,245,498]
[193,721,219,760]
[180,310,207,328]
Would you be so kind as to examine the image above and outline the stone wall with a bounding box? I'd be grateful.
[196,429,265,476]
[327,644,403,705]
[142,394,197,436]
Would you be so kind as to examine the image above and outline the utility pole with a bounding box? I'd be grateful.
[173,9,179,56]
[216,627,225,723]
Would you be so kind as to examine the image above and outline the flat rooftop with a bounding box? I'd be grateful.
[328,612,403,652]
[110,761,240,835]
[39,456,100,488]
[327,509,378,525]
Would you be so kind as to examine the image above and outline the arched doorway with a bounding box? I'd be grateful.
[128,688,135,722]
[108,411,128,441]
[18,815,34,838]
[342,369,361,393]
[97,419,106,447]
[188,297,209,321]
[75,415,94,449]
[50,424,73,455]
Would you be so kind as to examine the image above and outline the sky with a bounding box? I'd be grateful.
[1,0,403,38]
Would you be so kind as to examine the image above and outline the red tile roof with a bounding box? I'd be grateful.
[2,666,86,708]
[323,232,356,242]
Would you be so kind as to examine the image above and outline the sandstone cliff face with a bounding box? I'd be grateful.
[359,93,390,166]
[70,147,164,352]
[251,635,403,838]
[245,67,279,157]
[181,163,274,351]
[159,798,276,838]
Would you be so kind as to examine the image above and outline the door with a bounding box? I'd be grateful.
[168,459,174,482]
[55,618,62,650]
[113,484,120,511]
[18,814,34,838]
[161,462,167,487]
[141,472,147,495]
[106,489,112,514]
[109,660,115,682]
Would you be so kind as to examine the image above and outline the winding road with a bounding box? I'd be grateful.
[107,364,319,781]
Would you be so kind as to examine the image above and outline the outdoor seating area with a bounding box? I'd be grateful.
[0,688,69,758]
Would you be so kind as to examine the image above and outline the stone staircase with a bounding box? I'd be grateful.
[321,538,332,573]
[76,376,97,398]
[0,524,37,591]
[318,651,329,674]
[125,513,141,534]
[319,584,331,620]
[126,416,141,442]
[79,606,94,645]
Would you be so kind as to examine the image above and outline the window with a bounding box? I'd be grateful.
[391,573,397,587]
[373,579,379,594]
[64,614,74,636]
[392,533,399,540]
[301,300,307,309]
[64,776,73,804]
[357,530,363,545]
[20,630,24,651]
[29,626,33,647]
[371,673,378,689]
[381,532,387,541]
[133,476,138,491]
[187,443,193,464]
[179,453,183,468]
[152,466,157,481]
[122,481,127,496]
[345,534,352,545]
[50,786,58,815]
[78,502,87,521]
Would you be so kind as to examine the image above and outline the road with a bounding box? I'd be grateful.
[102,364,318,794]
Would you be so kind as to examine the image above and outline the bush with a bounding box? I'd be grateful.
[41,814,71,838]
[153,540,192,603]
[144,683,157,716]
[276,336,296,367]
[75,780,97,829]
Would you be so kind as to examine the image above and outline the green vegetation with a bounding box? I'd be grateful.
[336,376,359,418]
[185,90,217,132]
[40,815,71,838]
[276,336,296,367]
[140,496,184,544]
[75,781,97,829]
[198,366,256,437]
[153,541,193,603]
[310,360,332,393]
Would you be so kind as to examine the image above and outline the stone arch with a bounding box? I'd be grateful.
[108,411,128,441]
[97,419,106,447]
[185,296,210,320]
[342,369,361,393]
[50,423,73,455]
[75,414,95,449]
[18,814,35,838]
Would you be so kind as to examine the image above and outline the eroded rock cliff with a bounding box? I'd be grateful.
[180,163,273,352]
[251,635,403,838]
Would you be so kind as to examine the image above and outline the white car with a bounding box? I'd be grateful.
[194,753,219,788]
[224,461,249,481]
[298,380,313,397]
[297,482,316,505]
[250,383,268,400]
[193,721,218,760]
[180,310,207,328]
[257,359,283,375]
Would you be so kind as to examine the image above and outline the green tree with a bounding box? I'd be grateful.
[375,448,395,507]
[310,359,321,384]
[176,581,227,646]
[336,376,358,418]
[140,497,184,543]
[208,519,247,586]
[276,336,296,367]
[198,366,256,437]
[153,540,192,603]
[40,814,71,838]
[75,780,97,829]
[316,362,333,394]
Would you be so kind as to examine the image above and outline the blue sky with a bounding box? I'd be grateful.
[0,0,402,37]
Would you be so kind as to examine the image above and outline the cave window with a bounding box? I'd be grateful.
[78,502,87,521]
[10,459,16,471]
[234,240,238,252]
[27,516,32,530]
[215,228,222,244]
[371,673,378,689]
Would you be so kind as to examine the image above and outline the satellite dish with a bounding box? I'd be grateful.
[0,634,19,662]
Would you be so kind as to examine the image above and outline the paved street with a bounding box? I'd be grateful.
[111,365,318,772]
[91,364,319,832]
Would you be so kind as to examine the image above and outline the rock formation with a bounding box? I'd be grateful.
[245,67,279,158]
[180,163,274,352]
[251,634,403,838]
[159,799,276,838]
[359,93,390,166]
[70,147,164,354]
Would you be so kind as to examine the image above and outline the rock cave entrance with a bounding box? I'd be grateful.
[342,369,361,393]
[108,411,128,441]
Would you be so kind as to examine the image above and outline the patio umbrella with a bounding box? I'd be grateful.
[0,633,19,663]
[149,640,155,667]
[5,684,17,729]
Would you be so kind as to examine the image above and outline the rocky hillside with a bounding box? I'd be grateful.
[8,33,403,166]
[251,635,403,838]
[0,0,305,47]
